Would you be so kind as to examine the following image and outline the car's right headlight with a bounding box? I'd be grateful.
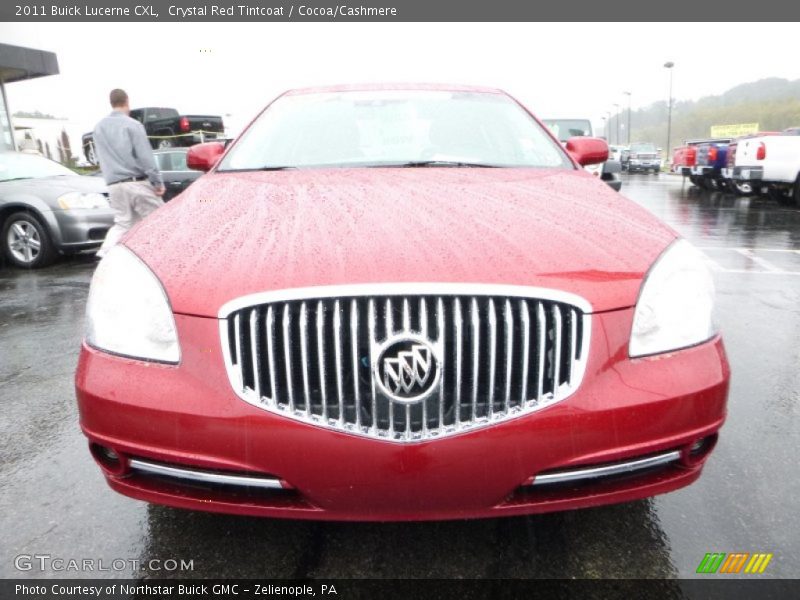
[85,246,180,363]
[57,191,109,209]
[629,239,718,358]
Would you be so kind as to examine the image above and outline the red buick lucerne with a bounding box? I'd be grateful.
[76,84,729,520]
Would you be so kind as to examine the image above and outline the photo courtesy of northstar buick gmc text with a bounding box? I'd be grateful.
[76,84,729,521]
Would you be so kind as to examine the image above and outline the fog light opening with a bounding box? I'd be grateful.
[89,443,128,475]
[682,434,718,466]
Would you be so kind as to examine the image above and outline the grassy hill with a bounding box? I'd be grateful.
[607,77,800,151]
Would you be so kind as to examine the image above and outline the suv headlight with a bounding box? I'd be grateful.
[85,246,180,363]
[629,239,717,357]
[57,191,109,209]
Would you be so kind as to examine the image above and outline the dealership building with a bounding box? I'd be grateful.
[0,43,60,152]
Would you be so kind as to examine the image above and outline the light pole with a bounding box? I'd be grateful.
[623,91,632,145]
[613,103,620,145]
[601,116,608,140]
[664,62,675,163]
[605,111,611,140]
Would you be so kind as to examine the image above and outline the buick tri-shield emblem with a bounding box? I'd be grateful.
[375,337,439,403]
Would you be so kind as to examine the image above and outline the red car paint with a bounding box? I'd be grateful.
[76,85,729,520]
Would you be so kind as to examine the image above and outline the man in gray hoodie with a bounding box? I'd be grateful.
[93,89,165,258]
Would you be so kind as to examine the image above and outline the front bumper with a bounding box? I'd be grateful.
[628,160,662,171]
[76,309,729,521]
[51,208,114,251]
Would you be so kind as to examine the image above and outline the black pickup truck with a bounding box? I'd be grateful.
[82,107,225,164]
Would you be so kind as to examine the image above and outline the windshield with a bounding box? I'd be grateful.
[218,90,571,170]
[156,151,190,171]
[541,119,593,143]
[631,143,658,153]
[0,152,77,182]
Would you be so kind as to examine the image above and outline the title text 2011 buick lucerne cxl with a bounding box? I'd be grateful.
[76,84,729,521]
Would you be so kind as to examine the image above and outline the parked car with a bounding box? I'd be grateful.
[153,148,202,201]
[82,107,225,164]
[609,144,628,167]
[542,118,622,191]
[721,132,780,196]
[620,146,630,171]
[76,84,728,521]
[0,152,113,268]
[729,130,800,206]
[690,139,732,190]
[627,142,662,173]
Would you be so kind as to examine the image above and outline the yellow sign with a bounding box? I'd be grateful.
[710,123,759,138]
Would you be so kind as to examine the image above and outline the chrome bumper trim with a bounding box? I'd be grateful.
[531,450,682,486]
[129,458,285,490]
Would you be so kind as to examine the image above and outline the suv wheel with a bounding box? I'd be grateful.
[85,143,97,165]
[768,188,793,205]
[793,175,800,208]
[2,212,57,268]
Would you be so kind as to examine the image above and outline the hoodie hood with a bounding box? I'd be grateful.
[125,167,676,316]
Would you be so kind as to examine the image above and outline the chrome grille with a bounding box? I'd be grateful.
[220,285,591,442]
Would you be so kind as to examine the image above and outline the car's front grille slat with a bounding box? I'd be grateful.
[281,304,294,412]
[349,300,360,428]
[536,302,546,400]
[520,299,530,405]
[249,309,261,400]
[266,306,277,401]
[221,286,590,442]
[332,300,344,426]
[552,304,562,399]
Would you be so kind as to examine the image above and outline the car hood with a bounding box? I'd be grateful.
[125,168,676,316]
[1,174,107,204]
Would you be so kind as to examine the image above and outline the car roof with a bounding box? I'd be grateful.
[283,83,506,96]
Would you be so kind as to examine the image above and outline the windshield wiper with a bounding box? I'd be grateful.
[217,166,298,172]
[381,160,503,168]
[0,177,34,182]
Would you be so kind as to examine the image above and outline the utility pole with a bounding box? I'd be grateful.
[664,62,675,163]
[623,91,632,145]
[613,103,620,145]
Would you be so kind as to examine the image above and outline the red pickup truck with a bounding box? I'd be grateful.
[672,141,700,177]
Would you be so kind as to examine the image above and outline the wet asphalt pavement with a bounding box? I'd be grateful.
[1,173,799,580]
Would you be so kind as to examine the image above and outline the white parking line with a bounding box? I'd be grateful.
[694,247,800,276]
[714,269,800,276]
[735,249,782,272]
[697,246,800,253]
[703,256,724,272]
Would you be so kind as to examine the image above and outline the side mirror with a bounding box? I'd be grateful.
[565,136,609,166]
[186,142,225,172]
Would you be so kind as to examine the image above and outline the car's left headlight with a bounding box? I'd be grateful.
[629,239,718,357]
[85,245,180,363]
[58,191,109,209]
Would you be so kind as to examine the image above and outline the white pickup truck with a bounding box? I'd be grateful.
[730,129,800,206]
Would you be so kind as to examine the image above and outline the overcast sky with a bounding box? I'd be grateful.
[2,22,800,136]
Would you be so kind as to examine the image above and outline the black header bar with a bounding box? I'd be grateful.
[2,0,800,22]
